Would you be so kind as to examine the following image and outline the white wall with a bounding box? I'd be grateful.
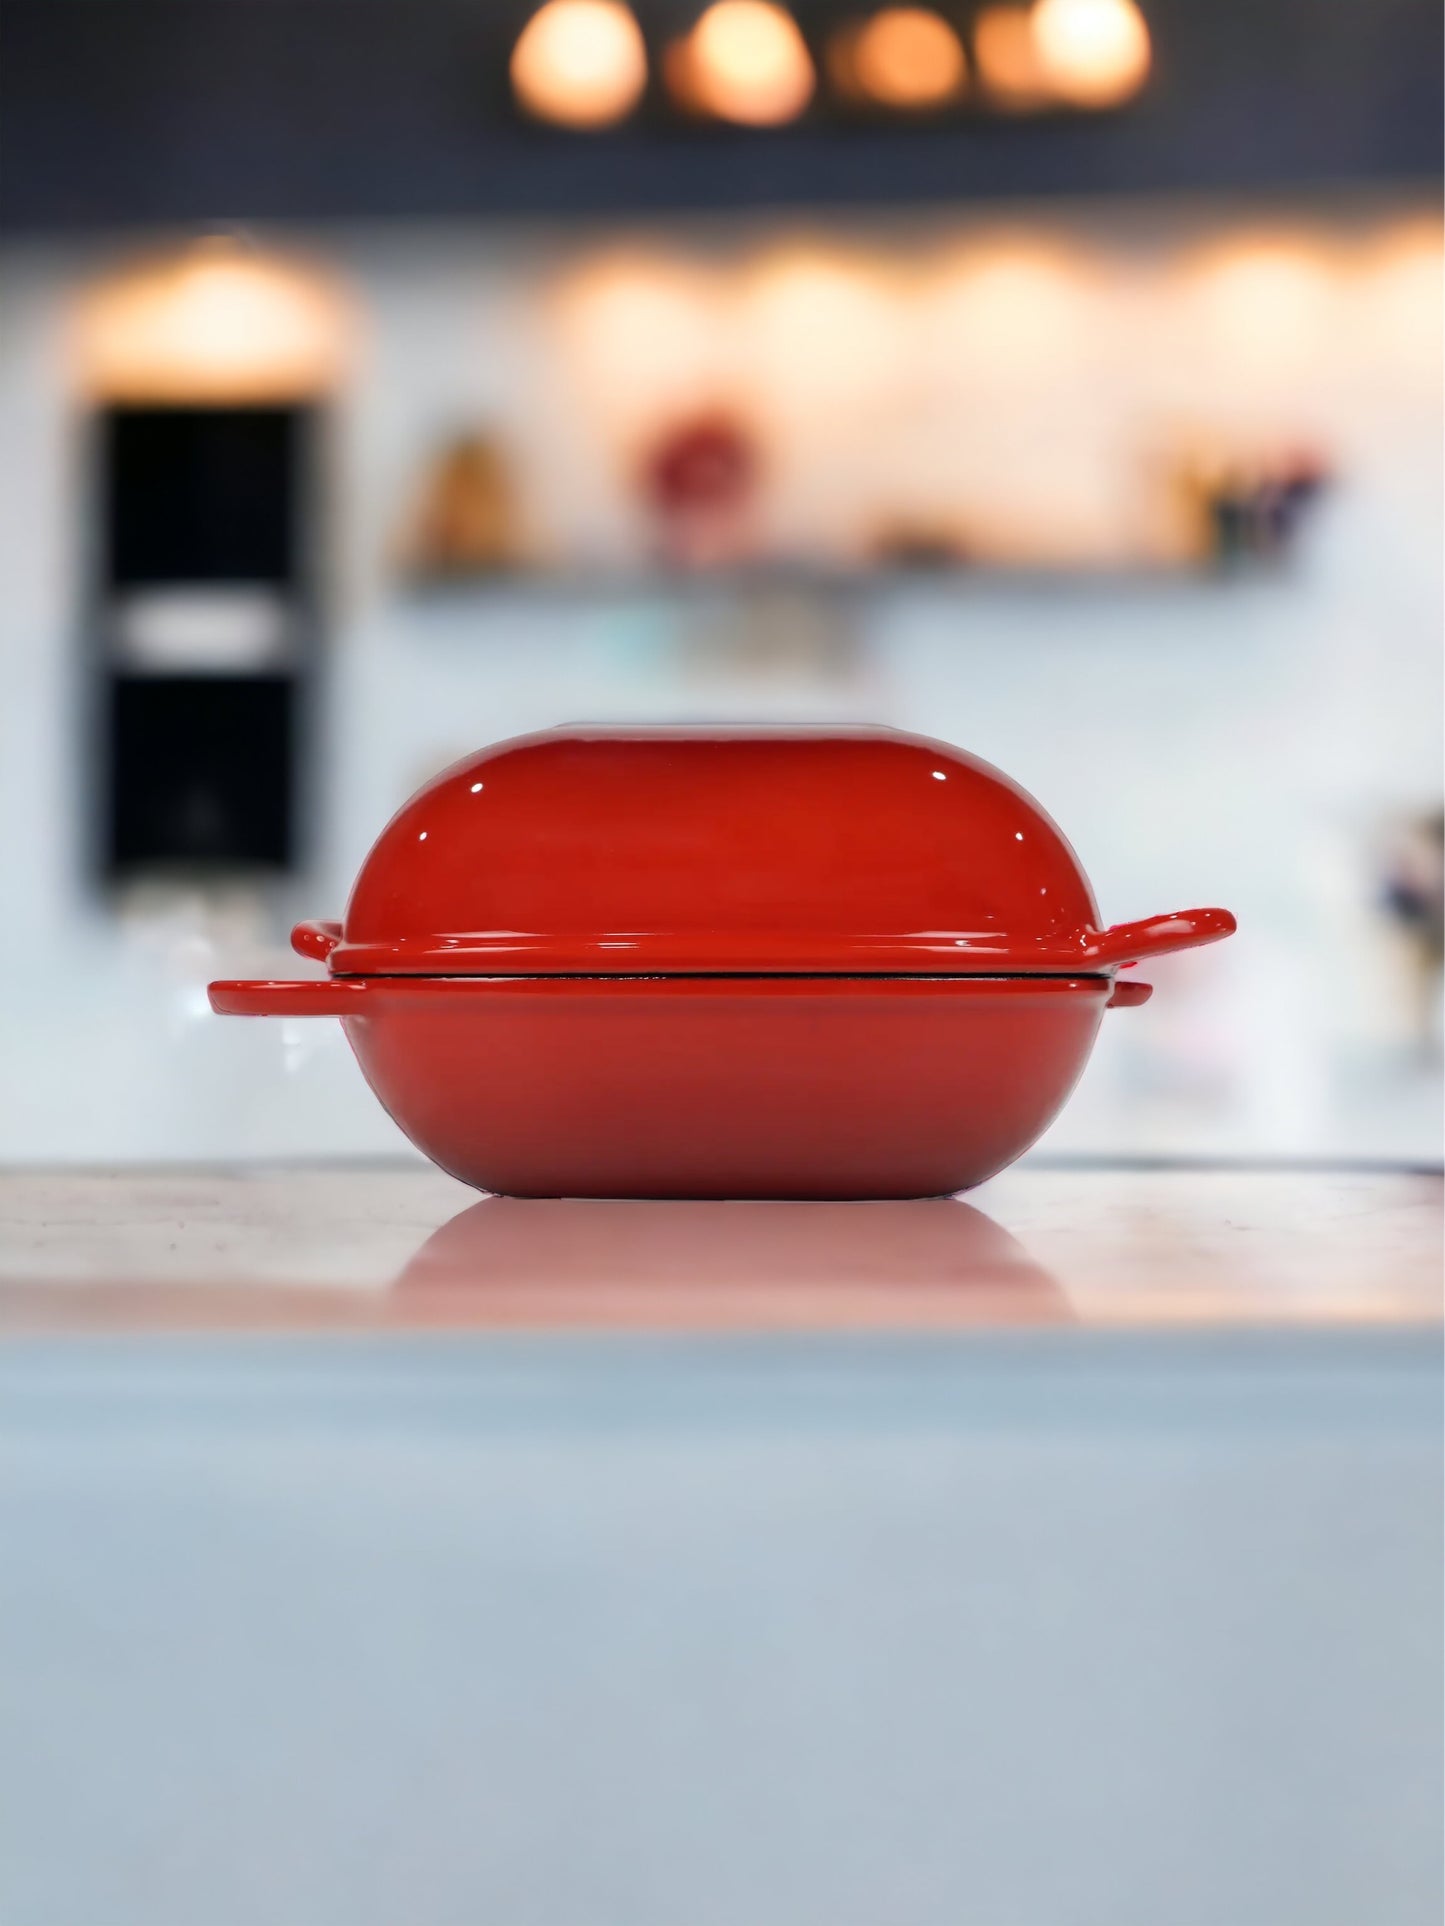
[1,196,1440,1166]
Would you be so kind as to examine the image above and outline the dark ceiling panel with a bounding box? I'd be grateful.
[1,0,1439,231]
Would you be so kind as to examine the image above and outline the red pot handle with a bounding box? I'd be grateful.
[210,977,374,1017]
[1087,907,1235,969]
[1106,979,1153,1008]
[291,919,343,964]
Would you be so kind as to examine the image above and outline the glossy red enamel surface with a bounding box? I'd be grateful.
[333,725,1107,975]
[208,724,1236,1198]
[324,975,1108,1200]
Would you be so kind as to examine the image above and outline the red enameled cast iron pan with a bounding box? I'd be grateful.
[210,726,1235,1198]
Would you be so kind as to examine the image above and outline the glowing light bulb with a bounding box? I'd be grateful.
[848,8,966,109]
[510,0,648,129]
[1029,0,1150,107]
[972,5,1050,107]
[686,0,815,125]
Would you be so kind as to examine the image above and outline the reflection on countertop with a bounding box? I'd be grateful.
[0,1161,1437,1336]
[392,1196,1072,1329]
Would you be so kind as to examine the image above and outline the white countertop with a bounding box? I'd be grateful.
[2,1159,1440,1926]
[0,1159,1437,1335]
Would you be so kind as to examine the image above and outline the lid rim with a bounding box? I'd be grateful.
[324,928,1118,977]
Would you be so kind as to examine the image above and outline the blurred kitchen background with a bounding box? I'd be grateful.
[0,0,1440,1169]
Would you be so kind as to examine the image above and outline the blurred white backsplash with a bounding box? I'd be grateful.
[0,198,1440,1167]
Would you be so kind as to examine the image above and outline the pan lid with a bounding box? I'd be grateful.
[315,725,1228,976]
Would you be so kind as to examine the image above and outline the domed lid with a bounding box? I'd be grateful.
[306,725,1232,976]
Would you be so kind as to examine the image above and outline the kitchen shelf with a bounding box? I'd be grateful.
[397,559,1252,603]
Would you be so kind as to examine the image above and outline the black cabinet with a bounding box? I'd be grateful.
[107,676,298,871]
[93,403,317,880]
[104,408,302,588]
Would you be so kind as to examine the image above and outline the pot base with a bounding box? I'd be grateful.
[338,975,1110,1200]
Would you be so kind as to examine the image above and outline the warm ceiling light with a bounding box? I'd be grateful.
[849,8,966,109]
[1364,222,1444,379]
[1029,0,1150,107]
[972,6,1050,107]
[549,253,727,436]
[1183,238,1336,374]
[74,237,347,402]
[510,0,648,129]
[686,0,815,125]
